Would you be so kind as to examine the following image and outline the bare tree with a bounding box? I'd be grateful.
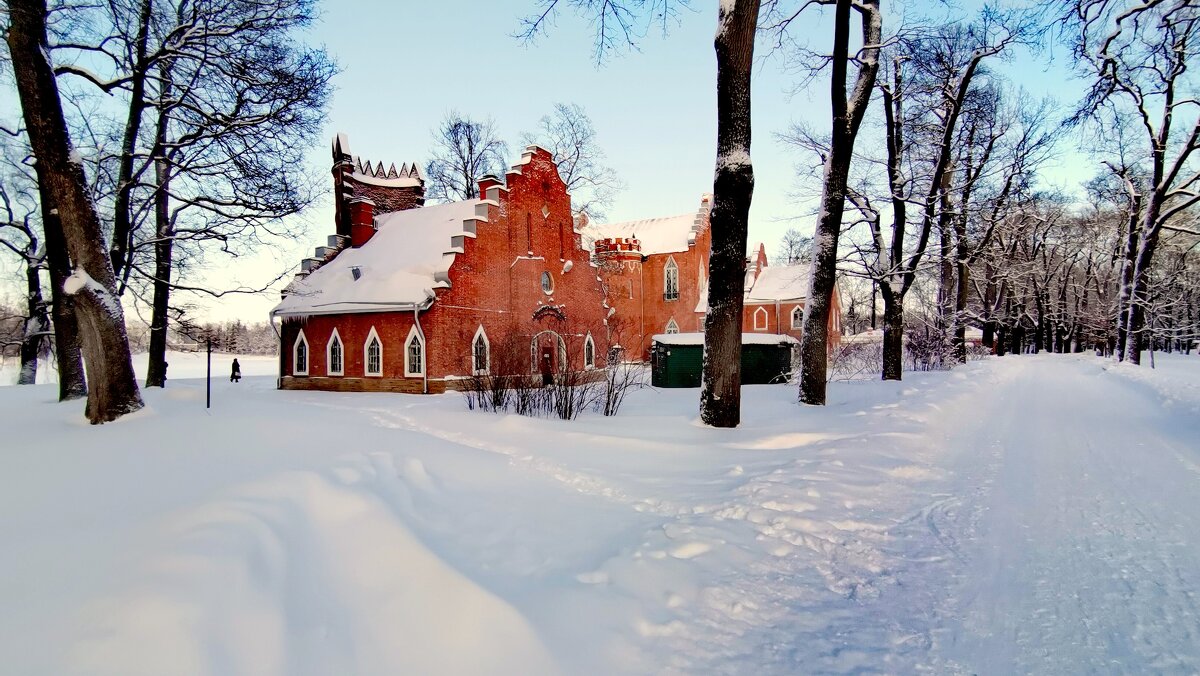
[425,112,509,202]
[1065,0,1200,365]
[6,0,143,423]
[699,0,760,428]
[51,0,336,387]
[775,226,812,265]
[0,153,49,384]
[516,0,691,63]
[829,14,1027,380]
[773,0,881,404]
[521,102,623,219]
[516,0,753,428]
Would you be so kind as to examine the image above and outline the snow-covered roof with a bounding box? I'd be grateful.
[652,332,799,345]
[745,265,810,302]
[582,213,697,255]
[273,200,482,316]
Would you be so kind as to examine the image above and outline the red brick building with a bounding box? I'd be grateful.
[582,203,840,360]
[741,243,841,344]
[272,136,609,393]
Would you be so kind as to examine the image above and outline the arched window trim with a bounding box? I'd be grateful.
[664,256,679,301]
[665,318,680,334]
[472,325,490,375]
[293,330,309,376]
[364,326,383,377]
[403,325,424,377]
[327,328,344,376]
[584,333,596,370]
[753,306,769,331]
[791,305,804,329]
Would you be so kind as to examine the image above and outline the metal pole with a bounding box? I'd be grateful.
[206,337,212,409]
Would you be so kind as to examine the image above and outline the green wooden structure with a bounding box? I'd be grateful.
[650,333,798,388]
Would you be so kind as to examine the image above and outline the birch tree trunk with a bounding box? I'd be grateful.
[701,0,759,428]
[17,237,48,385]
[7,0,143,423]
[798,0,881,405]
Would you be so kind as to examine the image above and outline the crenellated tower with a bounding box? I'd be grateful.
[331,133,424,242]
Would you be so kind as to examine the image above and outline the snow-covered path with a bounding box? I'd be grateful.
[938,357,1200,673]
[3,353,1199,674]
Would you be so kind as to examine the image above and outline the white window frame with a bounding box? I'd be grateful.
[293,330,309,376]
[665,318,679,334]
[584,333,596,370]
[754,306,769,331]
[364,326,383,377]
[326,328,344,376]
[403,325,424,377]
[471,325,490,375]
[664,256,679,301]
[541,271,554,295]
[791,305,803,330]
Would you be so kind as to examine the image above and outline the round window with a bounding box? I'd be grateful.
[541,271,554,294]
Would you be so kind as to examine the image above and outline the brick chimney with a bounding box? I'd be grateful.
[349,197,376,247]
[477,174,502,197]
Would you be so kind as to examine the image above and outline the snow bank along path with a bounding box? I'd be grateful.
[1,353,1198,673]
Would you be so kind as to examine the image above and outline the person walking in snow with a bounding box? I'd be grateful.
[230,358,241,383]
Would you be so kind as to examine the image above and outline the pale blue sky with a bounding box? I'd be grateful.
[153,1,1093,322]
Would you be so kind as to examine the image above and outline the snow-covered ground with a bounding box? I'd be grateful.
[2,352,1198,674]
[0,350,279,385]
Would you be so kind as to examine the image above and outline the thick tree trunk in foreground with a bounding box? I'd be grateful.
[799,0,881,404]
[8,0,143,423]
[37,186,87,400]
[700,0,759,428]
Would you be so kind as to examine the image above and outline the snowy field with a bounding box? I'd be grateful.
[2,352,1199,674]
[0,350,279,385]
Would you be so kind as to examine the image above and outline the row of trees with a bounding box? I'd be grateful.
[2,0,333,421]
[521,0,1198,427]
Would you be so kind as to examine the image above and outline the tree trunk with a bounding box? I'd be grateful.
[952,254,968,364]
[936,177,955,367]
[37,185,87,399]
[799,0,881,405]
[146,67,174,388]
[700,0,758,428]
[7,0,143,423]
[110,0,154,289]
[881,286,903,380]
[18,248,49,385]
[1115,194,1141,362]
[1123,195,1165,366]
[982,264,997,350]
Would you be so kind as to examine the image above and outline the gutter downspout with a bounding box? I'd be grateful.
[414,306,427,394]
[640,256,646,358]
[775,299,781,335]
[270,313,282,389]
